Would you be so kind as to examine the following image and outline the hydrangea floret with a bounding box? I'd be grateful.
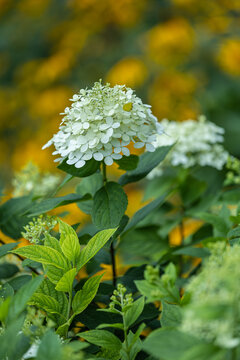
[181,242,240,349]
[148,115,229,178]
[43,81,163,167]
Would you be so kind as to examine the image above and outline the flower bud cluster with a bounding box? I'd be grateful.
[109,284,133,313]
[43,81,163,168]
[22,214,58,244]
[225,156,240,185]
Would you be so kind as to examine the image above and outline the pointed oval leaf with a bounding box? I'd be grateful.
[92,182,128,229]
[55,268,77,293]
[79,330,122,351]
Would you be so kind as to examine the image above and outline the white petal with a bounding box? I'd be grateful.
[112,153,122,160]
[81,143,88,152]
[114,147,121,154]
[134,142,145,149]
[67,158,78,165]
[75,160,86,168]
[146,143,155,152]
[104,156,113,166]
[93,152,104,161]
[42,140,53,149]
[82,152,92,160]
[83,122,90,129]
[112,122,120,129]
[101,135,110,144]
[122,147,130,156]
[99,123,109,131]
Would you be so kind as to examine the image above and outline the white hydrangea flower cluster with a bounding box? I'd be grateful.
[181,242,240,349]
[43,81,162,168]
[148,115,229,179]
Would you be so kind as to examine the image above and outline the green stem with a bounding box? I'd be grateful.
[232,347,237,360]
[121,295,130,360]
[101,162,117,287]
[102,162,107,185]
[65,290,73,338]
[110,241,117,287]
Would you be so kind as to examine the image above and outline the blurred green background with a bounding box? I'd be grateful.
[0,0,239,184]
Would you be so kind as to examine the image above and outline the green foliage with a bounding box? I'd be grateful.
[119,146,172,185]
[92,181,128,229]
[58,158,100,178]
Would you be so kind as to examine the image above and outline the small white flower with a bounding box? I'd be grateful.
[148,115,229,179]
[43,81,163,168]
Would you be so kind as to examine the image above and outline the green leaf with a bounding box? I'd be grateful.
[125,296,145,329]
[8,275,31,291]
[44,234,62,253]
[123,194,167,234]
[92,182,128,229]
[0,283,14,299]
[55,268,77,292]
[173,246,210,258]
[228,226,240,239]
[36,278,68,319]
[12,245,68,270]
[97,323,124,330]
[76,173,103,215]
[77,228,117,270]
[26,193,90,217]
[79,330,122,351]
[0,242,19,258]
[179,343,226,360]
[7,275,43,324]
[196,212,229,237]
[29,293,61,315]
[115,155,139,170]
[58,158,100,178]
[0,315,25,360]
[58,219,78,246]
[0,263,19,279]
[61,233,80,264]
[36,330,62,360]
[72,274,103,315]
[44,264,65,284]
[160,302,182,327]
[143,328,200,360]
[119,146,172,185]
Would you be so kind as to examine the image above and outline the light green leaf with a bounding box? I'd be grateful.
[97,323,124,330]
[77,228,117,270]
[92,182,128,229]
[29,293,61,316]
[61,234,80,264]
[44,234,62,253]
[119,145,172,185]
[12,245,68,270]
[79,330,122,351]
[55,268,77,293]
[44,264,65,284]
[125,296,145,329]
[58,219,78,246]
[72,274,102,315]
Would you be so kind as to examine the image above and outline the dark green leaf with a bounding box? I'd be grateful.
[36,330,62,360]
[26,193,90,217]
[0,263,19,279]
[58,158,100,178]
[92,182,128,229]
[115,155,139,170]
[119,146,172,185]
[0,242,19,258]
[160,302,182,327]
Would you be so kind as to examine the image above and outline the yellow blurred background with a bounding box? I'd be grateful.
[0,0,240,183]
